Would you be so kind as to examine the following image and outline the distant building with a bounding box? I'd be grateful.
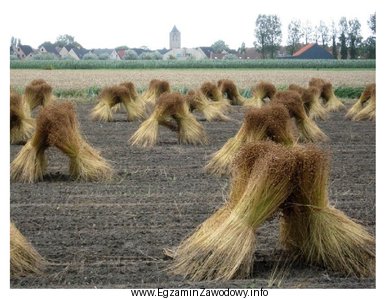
[90,49,121,60]
[16,44,34,59]
[116,49,127,60]
[235,47,262,60]
[38,42,61,58]
[58,46,70,59]
[68,47,89,60]
[163,47,207,60]
[210,50,229,60]
[198,47,213,58]
[208,47,262,60]
[169,25,181,49]
[291,43,333,59]
[106,49,120,60]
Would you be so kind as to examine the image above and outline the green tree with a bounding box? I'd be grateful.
[82,53,98,60]
[116,45,129,51]
[317,21,330,47]
[98,53,110,60]
[31,53,57,60]
[339,33,348,59]
[331,21,338,59]
[124,49,139,60]
[313,25,320,44]
[139,51,162,60]
[368,13,376,34]
[10,36,18,55]
[55,34,82,48]
[363,13,376,59]
[287,19,302,55]
[348,18,362,59]
[238,42,246,55]
[211,40,230,53]
[362,36,375,59]
[339,17,348,59]
[10,36,17,47]
[223,53,238,60]
[254,14,282,59]
[301,21,313,44]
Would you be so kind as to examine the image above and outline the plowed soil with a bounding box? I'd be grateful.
[10,102,375,289]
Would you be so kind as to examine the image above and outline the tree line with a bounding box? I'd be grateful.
[253,13,376,59]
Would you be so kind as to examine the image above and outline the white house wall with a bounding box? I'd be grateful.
[163,48,207,60]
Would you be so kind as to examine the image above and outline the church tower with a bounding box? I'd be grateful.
[169,25,181,49]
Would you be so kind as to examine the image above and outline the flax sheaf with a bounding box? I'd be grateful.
[171,141,297,281]
[217,79,247,106]
[244,81,277,108]
[288,83,328,120]
[205,104,294,176]
[170,142,375,281]
[10,91,35,144]
[130,92,208,147]
[272,90,328,142]
[280,145,375,277]
[91,82,145,122]
[138,79,171,113]
[11,222,45,277]
[11,101,112,182]
[185,89,230,121]
[200,81,231,112]
[23,79,54,114]
[309,77,345,112]
[346,83,375,121]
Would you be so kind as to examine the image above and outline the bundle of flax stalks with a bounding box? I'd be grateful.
[244,81,277,108]
[139,79,171,109]
[11,222,45,277]
[184,89,230,122]
[10,91,35,144]
[280,144,375,277]
[309,78,345,112]
[217,79,246,105]
[205,104,294,176]
[200,81,230,112]
[346,83,376,121]
[169,141,375,281]
[130,92,208,147]
[171,141,298,281]
[288,84,328,120]
[271,90,328,142]
[11,101,112,183]
[23,79,55,114]
[91,81,145,122]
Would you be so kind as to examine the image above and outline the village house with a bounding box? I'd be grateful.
[88,48,122,60]
[15,44,34,59]
[38,42,60,58]
[68,47,89,60]
[163,47,208,60]
[236,47,262,59]
[291,43,333,59]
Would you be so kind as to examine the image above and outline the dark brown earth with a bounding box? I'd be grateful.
[10,102,375,289]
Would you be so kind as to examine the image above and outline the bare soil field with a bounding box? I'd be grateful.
[10,101,375,289]
[10,69,375,91]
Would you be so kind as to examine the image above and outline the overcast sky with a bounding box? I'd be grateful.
[3,0,378,50]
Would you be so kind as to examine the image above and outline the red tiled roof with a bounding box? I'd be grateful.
[117,49,126,59]
[293,43,315,57]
